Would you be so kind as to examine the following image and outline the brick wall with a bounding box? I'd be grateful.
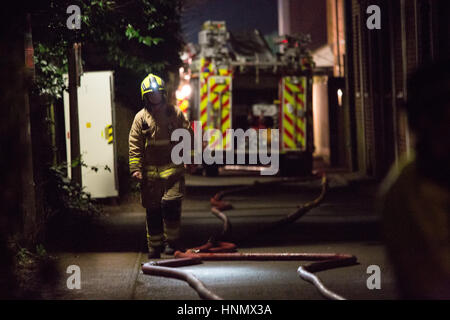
[345,0,446,179]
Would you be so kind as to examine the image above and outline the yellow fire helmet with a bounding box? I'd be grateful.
[141,73,165,99]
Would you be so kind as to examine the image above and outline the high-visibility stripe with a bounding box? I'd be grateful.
[221,84,230,94]
[283,135,296,149]
[284,112,294,127]
[211,94,220,106]
[147,233,164,246]
[285,81,302,95]
[284,125,294,141]
[200,80,209,123]
[148,234,164,241]
[144,165,184,180]
[284,92,296,107]
[208,77,231,150]
[281,77,307,151]
[209,83,218,94]
[129,157,141,166]
[218,68,231,76]
[160,168,176,178]
[296,121,305,145]
[177,98,189,114]
[295,94,304,108]
[200,58,214,132]
[148,240,164,247]
[295,122,305,137]
[209,137,221,150]
[285,83,294,97]
[199,62,232,149]
[221,113,230,126]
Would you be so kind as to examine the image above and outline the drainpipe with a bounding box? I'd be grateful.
[400,0,411,158]
[388,0,399,167]
[357,6,367,175]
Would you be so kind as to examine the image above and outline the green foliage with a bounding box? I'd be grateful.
[10,241,58,299]
[35,244,47,257]
[125,24,163,46]
[33,43,67,101]
[44,160,103,220]
[16,243,49,266]
[32,0,184,102]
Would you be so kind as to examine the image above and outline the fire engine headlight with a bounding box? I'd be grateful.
[175,84,192,100]
[181,84,192,98]
[176,84,192,100]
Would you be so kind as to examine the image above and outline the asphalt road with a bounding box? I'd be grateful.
[46,173,400,300]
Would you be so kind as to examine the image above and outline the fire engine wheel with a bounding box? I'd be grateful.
[203,164,219,177]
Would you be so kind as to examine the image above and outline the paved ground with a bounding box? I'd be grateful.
[45,171,400,300]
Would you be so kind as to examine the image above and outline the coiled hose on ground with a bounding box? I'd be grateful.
[142,173,358,300]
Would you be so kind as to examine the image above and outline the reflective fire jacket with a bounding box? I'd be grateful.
[129,105,191,180]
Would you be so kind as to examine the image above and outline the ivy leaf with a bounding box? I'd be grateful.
[125,24,139,40]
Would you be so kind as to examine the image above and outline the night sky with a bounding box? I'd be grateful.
[181,0,279,43]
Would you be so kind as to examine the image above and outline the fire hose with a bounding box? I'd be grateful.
[142,173,358,300]
[207,173,327,245]
[142,259,223,300]
[200,172,358,300]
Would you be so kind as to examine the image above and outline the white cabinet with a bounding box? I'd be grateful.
[63,71,118,198]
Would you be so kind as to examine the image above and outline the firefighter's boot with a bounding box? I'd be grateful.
[146,207,164,259]
[161,199,182,255]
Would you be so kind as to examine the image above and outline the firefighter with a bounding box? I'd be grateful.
[129,73,191,259]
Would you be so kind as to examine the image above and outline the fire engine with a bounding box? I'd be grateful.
[176,21,314,176]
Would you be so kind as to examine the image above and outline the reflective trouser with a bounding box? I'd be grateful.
[143,175,184,250]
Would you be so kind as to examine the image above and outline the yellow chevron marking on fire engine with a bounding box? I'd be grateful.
[284,95,296,109]
[281,77,307,151]
[200,58,215,131]
[283,104,295,123]
[177,99,189,114]
[285,81,302,94]
[282,81,297,150]
[209,76,231,150]
[283,133,296,148]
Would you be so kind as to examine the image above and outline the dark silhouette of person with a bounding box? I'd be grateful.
[380,60,450,299]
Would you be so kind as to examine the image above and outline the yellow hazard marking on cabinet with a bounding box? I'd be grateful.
[105,124,113,144]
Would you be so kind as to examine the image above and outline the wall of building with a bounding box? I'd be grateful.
[278,0,328,50]
[345,0,449,179]
[313,75,331,162]
[327,0,346,77]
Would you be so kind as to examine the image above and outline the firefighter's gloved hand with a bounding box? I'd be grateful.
[132,171,143,180]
